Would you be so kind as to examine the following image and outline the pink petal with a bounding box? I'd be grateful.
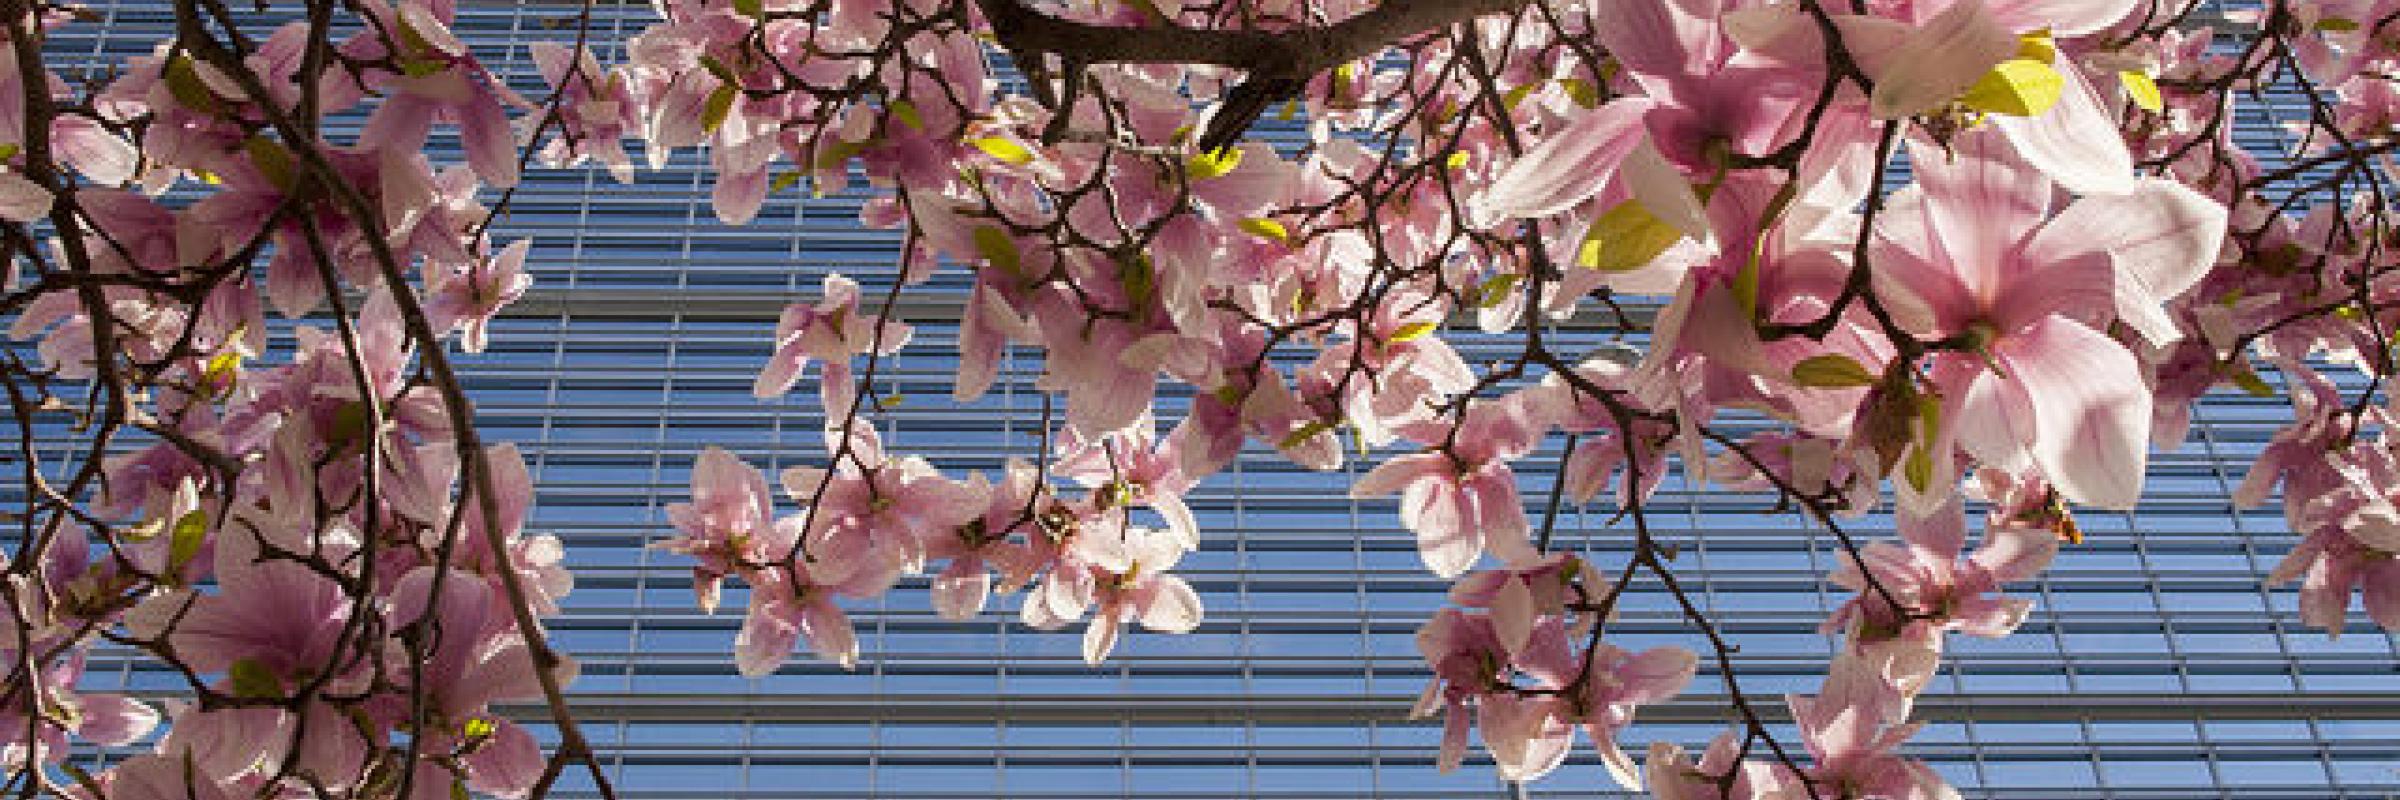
[1997,317,2152,509]
[1081,609,1122,665]
[457,88,520,189]
[0,171,51,223]
[1971,524,2060,583]
[1468,99,1656,226]
[1986,0,2140,35]
[1868,0,2020,119]
[733,597,799,677]
[714,168,768,226]
[930,563,991,621]
[1989,62,2136,195]
[2020,178,2227,344]
[1489,577,1537,662]
[800,600,859,669]
[1351,453,1445,499]
[1402,478,1482,578]
[1137,574,1204,633]
[74,694,158,746]
[1908,131,2048,303]
[1592,0,1720,80]
[462,718,543,798]
[1616,646,1699,705]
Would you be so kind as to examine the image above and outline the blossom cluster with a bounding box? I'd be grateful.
[4,0,2400,797]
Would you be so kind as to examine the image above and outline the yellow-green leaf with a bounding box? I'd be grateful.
[973,226,1021,277]
[2014,29,2057,65]
[770,171,804,193]
[698,54,738,86]
[1186,146,1243,181]
[2317,16,2362,31]
[168,510,207,572]
[1475,273,1520,308]
[1501,82,1540,111]
[812,139,864,171]
[888,99,923,131]
[731,0,763,19]
[878,394,905,408]
[1389,321,1439,342]
[968,137,1032,166]
[1444,150,1471,170]
[701,83,739,135]
[1960,58,2065,118]
[1279,420,1334,449]
[1577,200,1682,272]
[164,56,218,114]
[243,136,297,193]
[2120,70,2163,112]
[1790,354,1878,388]
[1120,253,1155,307]
[1903,394,1943,493]
[1238,217,1289,243]
[0,144,19,162]
[228,658,282,699]
[1557,77,1600,109]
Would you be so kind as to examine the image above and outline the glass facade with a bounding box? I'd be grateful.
[40,1,2400,798]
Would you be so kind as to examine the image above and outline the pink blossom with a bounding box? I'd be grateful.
[1353,399,1542,577]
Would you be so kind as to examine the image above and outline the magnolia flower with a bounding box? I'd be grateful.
[659,445,787,613]
[755,273,913,404]
[425,238,533,354]
[1020,525,1202,665]
[1873,131,2221,509]
[1352,399,1542,577]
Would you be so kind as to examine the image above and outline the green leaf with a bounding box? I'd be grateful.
[1960,58,2065,118]
[243,136,297,193]
[1903,394,1943,493]
[1790,354,1877,389]
[1475,274,1519,308]
[1576,200,1683,272]
[973,226,1021,277]
[968,137,1032,166]
[770,171,803,193]
[450,779,470,800]
[1237,217,1289,243]
[1500,82,1539,111]
[228,658,282,699]
[1557,77,1600,109]
[2120,70,2163,112]
[731,0,763,19]
[698,54,738,86]
[1388,321,1439,342]
[164,56,218,114]
[1120,253,1156,308]
[2014,29,2057,65]
[0,144,19,162]
[168,510,207,573]
[1279,420,1334,450]
[812,139,864,171]
[2228,364,2276,398]
[888,99,923,131]
[2317,16,2362,31]
[701,83,739,136]
[1186,146,1243,181]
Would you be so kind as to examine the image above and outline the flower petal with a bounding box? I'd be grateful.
[1868,0,2021,119]
[1997,316,2152,509]
[1468,99,1656,226]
